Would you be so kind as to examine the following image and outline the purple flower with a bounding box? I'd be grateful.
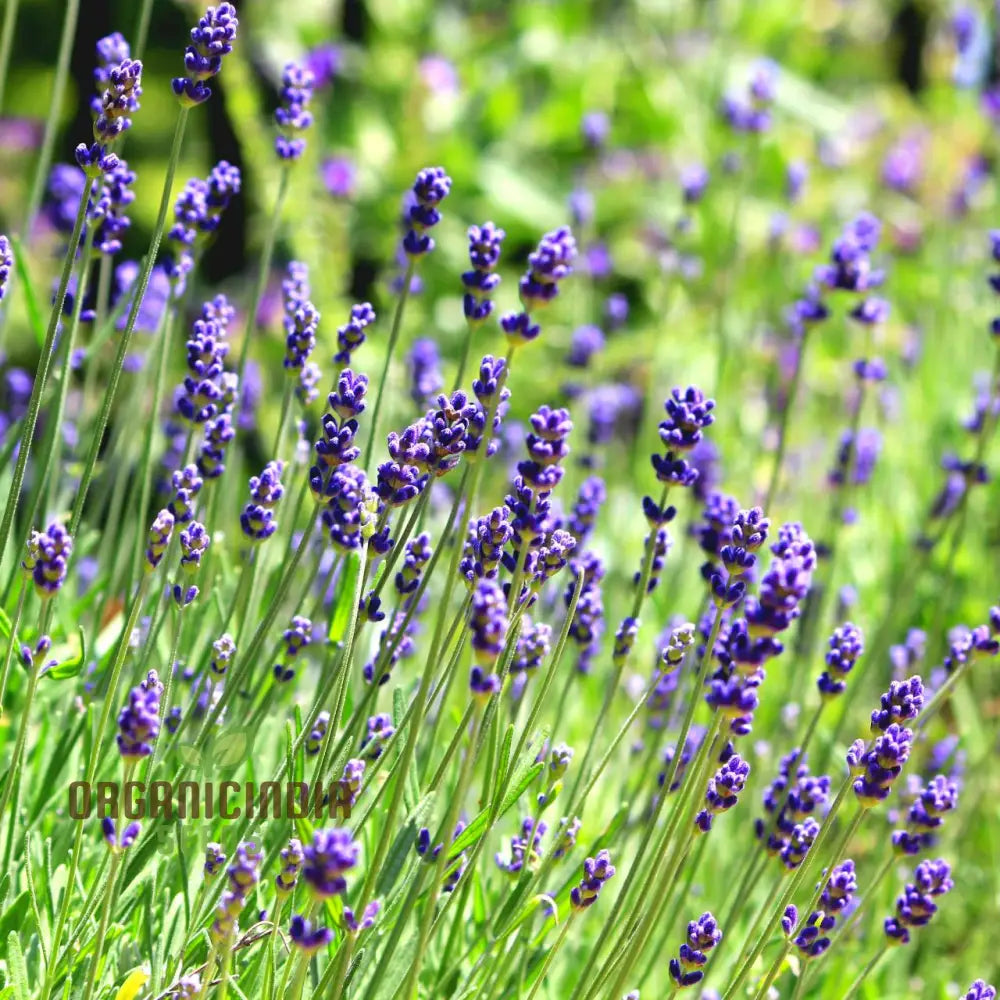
[343,900,380,934]
[853,723,913,807]
[289,914,333,952]
[321,156,356,198]
[817,622,864,699]
[275,838,304,894]
[204,842,226,877]
[274,62,315,160]
[581,110,610,149]
[884,859,953,945]
[567,325,605,368]
[334,302,376,366]
[469,578,508,669]
[680,164,709,204]
[22,521,73,596]
[519,226,577,310]
[695,755,750,832]
[210,842,261,941]
[792,860,857,958]
[669,912,723,988]
[570,849,616,909]
[303,828,359,898]
[964,982,997,1000]
[870,676,924,733]
[407,338,443,408]
[172,3,239,108]
[116,670,163,760]
[102,817,141,852]
[463,222,505,324]
[402,166,451,258]
[892,774,960,856]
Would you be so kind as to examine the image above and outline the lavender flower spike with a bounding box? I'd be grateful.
[172,3,239,108]
[275,62,315,161]
[0,235,12,301]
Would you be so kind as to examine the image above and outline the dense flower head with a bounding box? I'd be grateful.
[197,413,235,479]
[210,633,236,676]
[402,166,451,257]
[303,828,359,898]
[570,849,616,909]
[275,838,304,894]
[696,755,750,832]
[209,841,261,941]
[334,302,376,365]
[893,775,960,855]
[519,226,577,309]
[461,508,512,587]
[322,465,379,551]
[829,427,882,489]
[204,842,227,877]
[568,476,606,546]
[669,912,723,988]
[511,617,553,677]
[815,213,885,294]
[780,817,820,870]
[884,858,953,944]
[469,578,508,668]
[745,525,816,637]
[817,622,864,698]
[22,520,73,596]
[792,860,858,958]
[870,676,924,732]
[756,750,831,855]
[289,914,333,952]
[92,57,143,145]
[274,62,315,160]
[173,3,239,107]
[179,521,210,573]
[463,222,506,322]
[168,464,204,524]
[306,712,330,756]
[964,982,997,1000]
[853,723,914,807]
[343,900,381,934]
[87,159,135,256]
[361,713,395,760]
[495,817,547,876]
[117,670,163,760]
[721,59,777,132]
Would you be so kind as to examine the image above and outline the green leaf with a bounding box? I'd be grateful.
[6,931,28,1000]
[494,723,514,807]
[376,792,435,900]
[448,761,544,860]
[327,551,359,644]
[0,892,30,944]
[44,626,87,681]
[11,236,46,349]
[0,606,12,641]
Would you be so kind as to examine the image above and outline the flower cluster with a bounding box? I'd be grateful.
[462,222,505,323]
[209,841,261,941]
[495,817,547,876]
[22,521,73,597]
[695,754,750,833]
[884,858,954,945]
[817,622,865,698]
[116,670,163,760]
[240,460,285,542]
[851,719,914,808]
[754,748,831,863]
[501,227,577,348]
[176,297,236,424]
[721,59,777,132]
[172,3,239,108]
[570,849,616,909]
[275,62,315,160]
[892,774,960,856]
[303,828,359,897]
[788,860,858,958]
[668,912,723,988]
[402,166,451,258]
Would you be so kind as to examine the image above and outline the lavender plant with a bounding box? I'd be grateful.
[0,4,997,1000]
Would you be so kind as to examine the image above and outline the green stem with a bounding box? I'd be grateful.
[17,0,80,242]
[0,610,46,838]
[842,944,888,1000]
[0,0,20,113]
[0,179,90,578]
[133,0,156,59]
[0,581,27,718]
[128,298,179,589]
[235,167,290,387]
[523,915,575,1000]
[363,258,417,469]
[272,379,295,458]
[38,575,152,1000]
[749,808,866,1000]
[69,108,191,538]
[764,331,807,513]
[79,850,124,1000]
